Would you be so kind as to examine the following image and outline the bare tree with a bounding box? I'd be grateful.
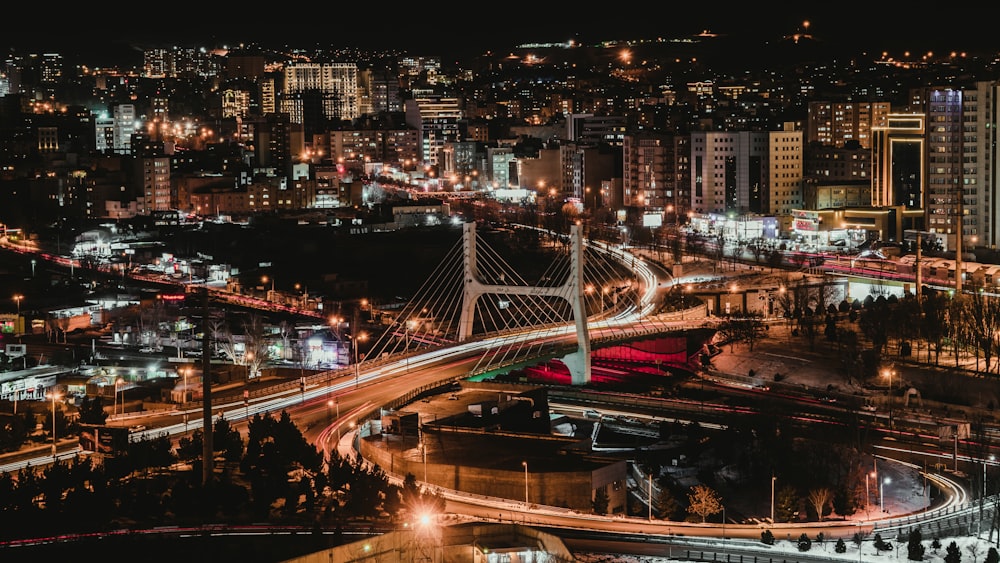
[277,320,296,362]
[808,487,833,522]
[208,317,231,359]
[241,313,270,379]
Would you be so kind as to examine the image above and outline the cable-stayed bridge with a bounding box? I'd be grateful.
[363,222,705,384]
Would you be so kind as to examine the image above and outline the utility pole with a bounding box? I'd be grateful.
[200,287,214,487]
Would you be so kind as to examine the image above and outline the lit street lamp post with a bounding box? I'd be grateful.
[865,471,876,519]
[12,294,22,337]
[770,474,776,524]
[182,369,189,431]
[980,453,996,535]
[880,477,891,512]
[422,441,428,483]
[353,332,368,388]
[47,390,61,459]
[522,461,529,506]
[114,377,123,419]
[648,473,653,521]
[882,368,894,429]
[985,454,996,499]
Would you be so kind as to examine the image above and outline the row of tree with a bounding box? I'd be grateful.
[0,409,443,540]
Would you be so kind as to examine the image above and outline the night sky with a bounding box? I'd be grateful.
[5,7,998,65]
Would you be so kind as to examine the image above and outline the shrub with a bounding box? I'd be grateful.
[797,533,812,552]
[907,528,925,561]
[760,529,775,545]
[835,538,847,553]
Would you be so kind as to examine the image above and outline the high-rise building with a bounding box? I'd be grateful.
[404,97,463,167]
[766,126,805,218]
[487,147,516,190]
[623,132,689,218]
[919,84,1000,250]
[806,101,891,149]
[690,126,803,218]
[283,62,360,123]
[138,156,172,213]
[107,104,137,155]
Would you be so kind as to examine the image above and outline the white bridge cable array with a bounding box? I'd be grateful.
[362,222,676,378]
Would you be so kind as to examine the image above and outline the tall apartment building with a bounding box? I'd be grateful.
[312,129,420,168]
[802,142,871,209]
[138,156,172,213]
[115,104,136,154]
[94,115,115,153]
[766,126,805,217]
[222,88,252,119]
[245,113,292,177]
[404,97,463,167]
[566,114,627,147]
[358,67,402,115]
[142,47,220,78]
[806,101,891,149]
[690,126,803,218]
[440,141,480,188]
[487,147,516,190]
[282,62,360,123]
[918,84,1000,250]
[623,133,690,218]
[260,77,277,115]
[398,56,441,86]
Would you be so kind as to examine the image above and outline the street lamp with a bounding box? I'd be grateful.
[47,390,61,459]
[981,453,996,535]
[114,377,124,419]
[648,472,653,521]
[882,368,895,428]
[865,471,876,519]
[985,454,996,499]
[261,275,274,300]
[12,294,22,338]
[770,474,776,524]
[353,332,368,388]
[422,440,428,483]
[522,461,529,505]
[182,368,189,431]
[880,476,891,512]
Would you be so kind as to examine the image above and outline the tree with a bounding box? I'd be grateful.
[835,538,847,553]
[76,395,109,425]
[945,540,961,563]
[986,546,999,563]
[686,484,722,523]
[907,528,925,561]
[593,486,610,514]
[775,484,798,522]
[807,487,832,521]
[760,529,775,545]
[873,533,892,552]
[656,483,682,521]
[967,541,984,563]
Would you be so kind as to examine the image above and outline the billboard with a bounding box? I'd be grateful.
[79,424,129,457]
[642,212,663,228]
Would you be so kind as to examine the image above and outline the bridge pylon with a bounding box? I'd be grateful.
[458,222,592,384]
